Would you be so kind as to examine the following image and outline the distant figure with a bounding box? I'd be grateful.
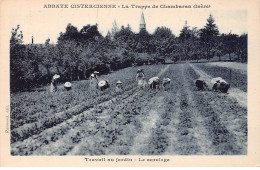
[162,78,171,90]
[148,77,160,89]
[50,74,60,93]
[64,82,72,91]
[116,80,123,90]
[115,80,123,93]
[195,79,208,91]
[90,71,99,89]
[136,69,145,81]
[136,69,147,90]
[90,71,99,81]
[211,77,230,93]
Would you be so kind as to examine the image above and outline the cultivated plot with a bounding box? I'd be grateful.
[10,63,247,155]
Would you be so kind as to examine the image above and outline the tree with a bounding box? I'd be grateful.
[178,21,192,60]
[105,30,112,40]
[135,29,152,53]
[10,25,26,91]
[111,20,119,40]
[10,25,23,46]
[212,35,224,61]
[152,26,176,60]
[221,33,238,61]
[179,21,191,41]
[199,14,219,60]
[189,27,203,62]
[177,22,202,61]
[114,25,134,50]
[235,34,247,62]
[10,25,43,91]
[37,38,55,76]
[58,23,79,43]
[57,40,84,81]
[79,24,102,43]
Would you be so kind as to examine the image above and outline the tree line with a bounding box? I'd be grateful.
[10,14,247,92]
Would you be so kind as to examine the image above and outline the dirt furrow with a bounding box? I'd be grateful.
[192,92,245,154]
[67,90,156,155]
[129,95,163,155]
[129,65,172,155]
[157,64,171,77]
[182,65,216,154]
[69,65,172,155]
[165,64,201,155]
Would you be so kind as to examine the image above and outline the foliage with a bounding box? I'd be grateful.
[10,14,247,92]
[199,14,219,60]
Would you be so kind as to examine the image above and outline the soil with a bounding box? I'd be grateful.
[11,63,247,155]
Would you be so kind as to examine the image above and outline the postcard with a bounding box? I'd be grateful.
[0,0,259,167]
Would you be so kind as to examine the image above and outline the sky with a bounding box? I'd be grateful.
[7,4,247,44]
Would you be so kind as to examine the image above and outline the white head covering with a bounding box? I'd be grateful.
[148,77,160,85]
[137,69,143,73]
[53,74,60,79]
[116,80,123,84]
[211,77,227,84]
[98,80,107,87]
[163,78,171,82]
[64,82,72,87]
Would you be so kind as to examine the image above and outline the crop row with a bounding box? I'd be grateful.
[11,87,158,155]
[11,64,165,130]
[11,85,138,144]
[186,65,247,155]
[66,88,160,155]
[11,64,166,153]
[11,88,137,155]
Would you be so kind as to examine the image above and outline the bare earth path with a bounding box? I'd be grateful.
[129,96,163,155]
[130,64,171,155]
[157,64,171,77]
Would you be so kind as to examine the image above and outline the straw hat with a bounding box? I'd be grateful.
[98,80,107,87]
[53,74,60,79]
[137,69,143,73]
[163,78,171,82]
[211,77,224,84]
[64,82,72,87]
[148,77,160,84]
[116,80,123,84]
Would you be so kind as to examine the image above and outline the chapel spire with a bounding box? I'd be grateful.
[139,11,146,31]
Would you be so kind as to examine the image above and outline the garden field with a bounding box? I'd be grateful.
[10,62,247,155]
